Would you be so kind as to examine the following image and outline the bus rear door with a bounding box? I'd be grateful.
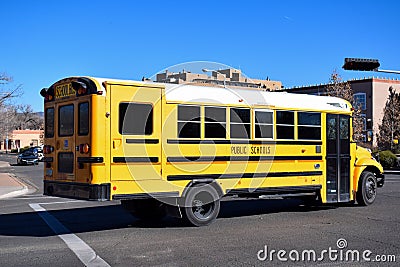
[56,100,91,185]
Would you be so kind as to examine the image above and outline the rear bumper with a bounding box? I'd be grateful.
[44,180,111,201]
[18,158,38,165]
[377,173,385,187]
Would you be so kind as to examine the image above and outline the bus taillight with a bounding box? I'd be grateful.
[43,145,54,154]
[79,143,90,154]
[77,87,87,95]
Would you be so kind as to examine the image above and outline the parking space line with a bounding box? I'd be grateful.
[29,203,110,267]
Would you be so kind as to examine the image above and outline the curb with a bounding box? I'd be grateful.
[383,171,400,175]
[383,170,400,175]
[0,174,30,200]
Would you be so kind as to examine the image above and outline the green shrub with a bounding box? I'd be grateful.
[379,150,398,168]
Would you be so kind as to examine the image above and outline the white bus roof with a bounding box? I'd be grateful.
[163,83,351,112]
[91,77,351,112]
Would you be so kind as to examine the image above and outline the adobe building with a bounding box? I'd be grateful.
[286,77,400,146]
[156,68,282,91]
[1,129,44,152]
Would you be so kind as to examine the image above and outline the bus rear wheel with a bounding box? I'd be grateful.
[182,184,220,227]
[356,171,377,206]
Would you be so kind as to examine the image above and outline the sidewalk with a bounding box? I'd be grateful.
[0,161,30,199]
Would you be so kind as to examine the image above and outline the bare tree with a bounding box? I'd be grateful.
[0,73,25,149]
[15,104,44,130]
[377,86,400,151]
[0,73,23,105]
[326,70,364,143]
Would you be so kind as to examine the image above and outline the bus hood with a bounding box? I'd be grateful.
[355,146,384,173]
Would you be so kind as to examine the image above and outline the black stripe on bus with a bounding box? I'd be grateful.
[167,171,323,181]
[126,139,159,144]
[167,139,322,145]
[113,157,159,163]
[167,156,323,162]
[113,191,180,200]
[226,185,322,196]
[77,157,104,163]
[43,157,53,162]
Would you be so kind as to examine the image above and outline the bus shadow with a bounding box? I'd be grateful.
[219,198,337,218]
[0,198,337,237]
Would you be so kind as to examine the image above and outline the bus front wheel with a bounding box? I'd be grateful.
[182,184,220,227]
[356,171,377,206]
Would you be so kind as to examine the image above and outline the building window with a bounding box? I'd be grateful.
[297,112,321,140]
[354,93,366,110]
[276,110,294,139]
[119,102,153,135]
[360,114,367,131]
[230,108,250,139]
[205,106,226,138]
[178,105,200,138]
[255,110,273,139]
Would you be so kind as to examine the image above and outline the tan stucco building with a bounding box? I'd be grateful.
[156,68,282,91]
[1,129,44,152]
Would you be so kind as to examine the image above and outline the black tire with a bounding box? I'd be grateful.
[121,199,166,220]
[182,184,221,227]
[356,171,377,206]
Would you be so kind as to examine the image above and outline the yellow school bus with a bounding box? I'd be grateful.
[40,77,384,226]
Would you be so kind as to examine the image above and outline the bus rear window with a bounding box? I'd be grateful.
[59,104,74,136]
[58,152,74,173]
[79,102,89,135]
[45,108,54,138]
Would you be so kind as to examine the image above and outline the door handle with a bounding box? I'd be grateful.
[113,139,122,149]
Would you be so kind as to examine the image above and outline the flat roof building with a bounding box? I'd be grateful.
[156,68,282,91]
[1,129,44,152]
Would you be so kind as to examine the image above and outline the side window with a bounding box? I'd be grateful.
[205,106,226,138]
[230,108,250,139]
[78,102,89,136]
[298,112,321,140]
[59,104,74,137]
[276,110,294,139]
[45,108,54,138]
[255,110,273,139]
[177,105,200,138]
[119,102,153,135]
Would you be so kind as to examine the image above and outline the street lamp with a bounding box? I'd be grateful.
[202,68,227,88]
[342,58,400,74]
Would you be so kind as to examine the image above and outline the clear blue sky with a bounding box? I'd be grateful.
[1,0,400,112]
